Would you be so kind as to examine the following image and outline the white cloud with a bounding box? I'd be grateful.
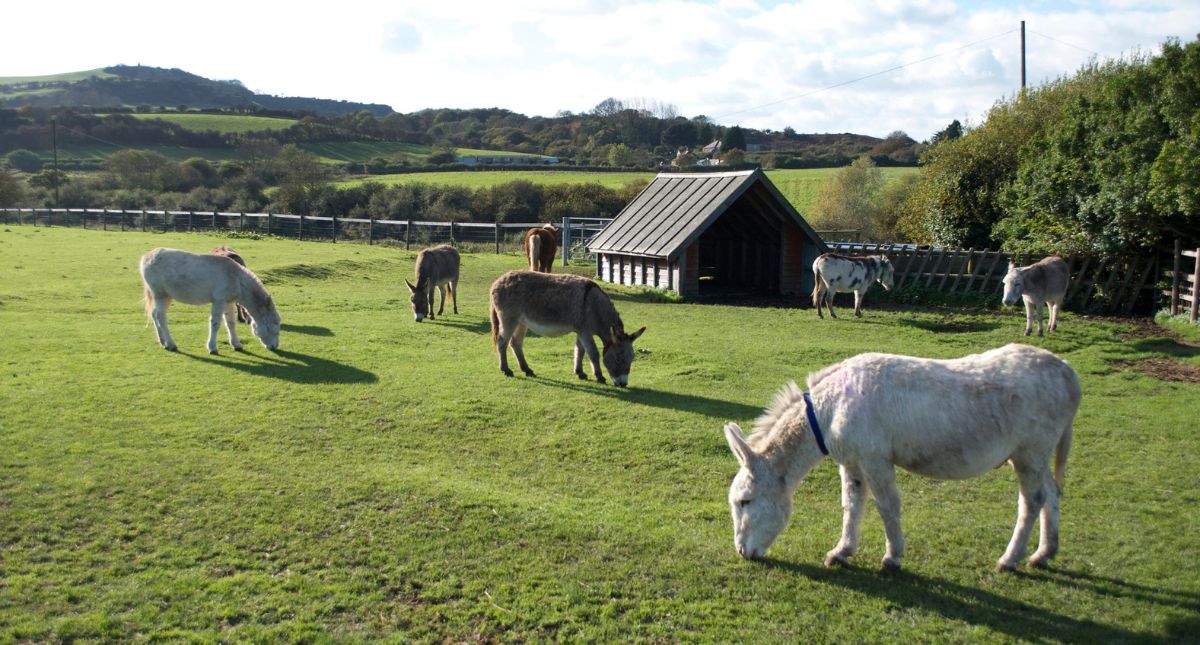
[1,0,1197,139]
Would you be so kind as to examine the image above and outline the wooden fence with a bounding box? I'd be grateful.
[1165,240,1199,322]
[827,242,1161,314]
[0,207,571,257]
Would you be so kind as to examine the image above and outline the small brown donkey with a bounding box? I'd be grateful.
[523,225,559,272]
[489,270,645,386]
[405,245,460,322]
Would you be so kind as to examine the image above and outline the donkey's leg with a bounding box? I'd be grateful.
[222,302,243,351]
[861,461,904,571]
[853,290,863,317]
[207,302,224,354]
[573,338,587,380]
[151,296,176,351]
[997,462,1049,572]
[826,291,838,319]
[1048,301,1059,332]
[510,325,535,377]
[450,280,458,314]
[826,463,869,567]
[815,286,825,318]
[1029,469,1060,568]
[578,334,605,383]
[495,320,514,377]
[436,284,446,316]
[1022,299,1037,336]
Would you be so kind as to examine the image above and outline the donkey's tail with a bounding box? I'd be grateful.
[528,234,542,271]
[490,304,500,351]
[1053,421,1072,496]
[811,267,823,308]
[143,286,155,324]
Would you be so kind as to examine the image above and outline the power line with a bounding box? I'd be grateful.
[715,28,1018,121]
[1028,29,1098,56]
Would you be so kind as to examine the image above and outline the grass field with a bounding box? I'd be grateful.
[125,113,300,134]
[2,226,1198,641]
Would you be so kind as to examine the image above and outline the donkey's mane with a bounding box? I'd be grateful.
[751,380,807,437]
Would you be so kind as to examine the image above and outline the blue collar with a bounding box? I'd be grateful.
[802,391,829,455]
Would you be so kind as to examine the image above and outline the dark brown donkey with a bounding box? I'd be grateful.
[489,270,645,386]
[523,225,559,272]
[406,244,460,322]
[209,246,250,323]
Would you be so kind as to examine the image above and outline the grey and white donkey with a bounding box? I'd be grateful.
[725,344,1080,572]
[1002,256,1069,336]
[812,253,895,318]
[405,244,460,322]
[489,270,645,386]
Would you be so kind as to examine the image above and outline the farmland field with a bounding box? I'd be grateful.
[1,226,1197,642]
[125,113,299,134]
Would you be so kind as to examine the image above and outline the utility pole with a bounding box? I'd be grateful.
[51,117,60,208]
[1020,20,1027,91]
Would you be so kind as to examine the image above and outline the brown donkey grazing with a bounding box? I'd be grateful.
[406,245,460,322]
[210,246,250,323]
[489,270,645,386]
[523,225,559,272]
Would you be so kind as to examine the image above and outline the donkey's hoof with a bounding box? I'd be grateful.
[165,345,178,352]
[522,369,537,378]
[234,346,245,353]
[881,557,902,573]
[502,369,514,377]
[824,553,850,568]
[995,560,1019,573]
[209,349,219,355]
[596,376,607,384]
[576,371,588,380]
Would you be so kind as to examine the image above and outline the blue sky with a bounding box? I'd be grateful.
[5,1,1198,139]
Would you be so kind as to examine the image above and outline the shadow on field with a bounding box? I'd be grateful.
[898,316,1003,334]
[526,377,762,419]
[281,323,335,337]
[430,316,492,335]
[757,558,1182,643]
[185,348,377,384]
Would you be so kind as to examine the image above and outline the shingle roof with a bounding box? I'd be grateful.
[587,169,823,260]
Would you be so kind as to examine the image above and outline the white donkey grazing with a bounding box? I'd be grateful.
[725,344,1080,572]
[140,247,281,354]
[1002,256,1069,336]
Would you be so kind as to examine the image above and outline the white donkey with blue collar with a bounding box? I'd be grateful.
[724,344,1080,572]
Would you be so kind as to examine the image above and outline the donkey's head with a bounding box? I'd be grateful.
[724,423,791,560]
[877,256,895,290]
[1001,263,1024,306]
[405,278,430,322]
[601,325,646,387]
[248,294,281,351]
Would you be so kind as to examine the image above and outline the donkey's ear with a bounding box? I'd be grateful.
[628,326,646,342]
[404,278,417,293]
[724,423,754,469]
[610,325,621,345]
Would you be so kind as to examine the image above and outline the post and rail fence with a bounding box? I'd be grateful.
[1165,240,1199,323]
[0,207,611,266]
[2,207,1182,315]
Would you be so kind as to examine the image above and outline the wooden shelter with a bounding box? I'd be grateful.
[587,169,827,298]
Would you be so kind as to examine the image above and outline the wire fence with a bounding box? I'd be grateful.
[0,208,611,264]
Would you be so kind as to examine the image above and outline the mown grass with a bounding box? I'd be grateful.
[336,170,656,192]
[1,226,1197,642]
[125,113,300,134]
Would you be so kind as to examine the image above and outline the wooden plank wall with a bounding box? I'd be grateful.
[828,242,1160,314]
[1164,242,1199,322]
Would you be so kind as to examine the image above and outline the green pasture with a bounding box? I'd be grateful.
[336,170,656,192]
[0,69,115,85]
[125,113,299,134]
[1,226,1197,642]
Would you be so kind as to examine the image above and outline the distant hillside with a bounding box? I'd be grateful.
[0,65,392,117]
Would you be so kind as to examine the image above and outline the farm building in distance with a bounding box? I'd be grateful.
[587,169,828,298]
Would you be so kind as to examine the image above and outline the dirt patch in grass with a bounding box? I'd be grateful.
[1109,358,1200,383]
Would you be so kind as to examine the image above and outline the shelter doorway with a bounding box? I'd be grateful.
[696,210,781,296]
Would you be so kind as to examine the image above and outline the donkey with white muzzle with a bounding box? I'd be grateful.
[1002,256,1069,336]
[489,270,645,386]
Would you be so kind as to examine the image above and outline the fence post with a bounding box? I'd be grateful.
[1192,248,1200,323]
[332,215,338,243]
[562,217,572,267]
[100,209,107,231]
[240,212,246,232]
[267,212,273,236]
[1170,239,1182,316]
[141,210,147,232]
[494,222,500,254]
[450,220,456,246]
[368,219,375,245]
[212,211,219,232]
[188,211,194,232]
[405,221,411,250]
[298,214,304,241]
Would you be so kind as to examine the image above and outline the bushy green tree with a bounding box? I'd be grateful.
[811,157,885,236]
[0,168,27,206]
[5,149,42,173]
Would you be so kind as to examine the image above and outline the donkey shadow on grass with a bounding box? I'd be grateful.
[429,316,492,335]
[280,322,335,337]
[525,376,762,420]
[183,348,377,384]
[757,558,1197,643]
